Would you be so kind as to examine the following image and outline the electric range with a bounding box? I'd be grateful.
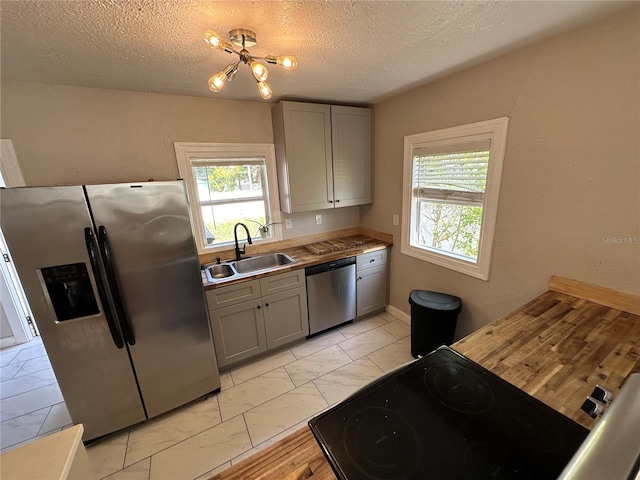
[308,346,589,480]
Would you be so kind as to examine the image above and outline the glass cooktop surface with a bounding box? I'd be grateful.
[308,346,588,480]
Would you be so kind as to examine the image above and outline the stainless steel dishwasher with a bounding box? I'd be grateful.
[306,256,356,336]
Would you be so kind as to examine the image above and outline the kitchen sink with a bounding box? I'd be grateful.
[206,264,235,280]
[231,252,295,274]
[204,252,296,283]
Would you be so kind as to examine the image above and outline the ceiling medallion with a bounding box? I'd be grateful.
[204,28,297,100]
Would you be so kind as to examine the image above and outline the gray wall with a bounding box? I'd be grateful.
[0,83,359,239]
[361,6,640,337]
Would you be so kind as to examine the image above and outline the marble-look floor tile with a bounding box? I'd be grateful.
[339,326,397,360]
[39,402,72,435]
[194,461,231,480]
[381,319,411,339]
[244,383,327,446]
[313,357,385,405]
[219,370,234,390]
[0,350,19,367]
[0,383,63,422]
[230,349,296,384]
[86,430,130,480]
[12,355,52,377]
[149,415,251,480]
[285,345,352,387]
[0,406,50,450]
[105,458,150,480]
[124,395,222,467]
[0,367,58,399]
[8,343,48,364]
[337,315,388,339]
[367,337,414,372]
[289,330,346,359]
[218,367,294,421]
[0,362,23,382]
[230,417,312,466]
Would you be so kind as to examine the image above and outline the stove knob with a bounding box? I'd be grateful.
[581,396,606,418]
[591,384,614,404]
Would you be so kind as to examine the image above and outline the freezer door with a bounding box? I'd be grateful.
[0,186,146,441]
[85,181,220,418]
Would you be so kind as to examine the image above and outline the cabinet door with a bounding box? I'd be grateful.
[210,299,267,368]
[263,286,309,349]
[274,102,333,213]
[356,265,387,318]
[331,106,372,207]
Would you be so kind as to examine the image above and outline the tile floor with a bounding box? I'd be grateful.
[0,311,414,480]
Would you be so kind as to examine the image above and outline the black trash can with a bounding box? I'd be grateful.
[409,290,462,358]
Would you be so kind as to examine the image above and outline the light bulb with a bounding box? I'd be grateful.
[277,56,297,70]
[257,81,272,100]
[208,70,227,92]
[250,61,268,82]
[266,55,297,70]
[204,30,223,49]
[204,29,234,53]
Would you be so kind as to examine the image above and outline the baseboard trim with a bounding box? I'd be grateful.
[386,305,410,325]
[0,336,17,349]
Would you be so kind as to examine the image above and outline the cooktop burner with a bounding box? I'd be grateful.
[309,346,588,480]
[344,407,421,479]
[424,363,494,414]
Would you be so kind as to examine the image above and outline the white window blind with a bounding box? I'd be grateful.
[412,140,491,206]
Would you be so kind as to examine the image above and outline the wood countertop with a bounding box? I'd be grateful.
[201,228,392,290]
[208,277,640,479]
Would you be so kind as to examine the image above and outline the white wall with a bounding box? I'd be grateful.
[362,6,640,338]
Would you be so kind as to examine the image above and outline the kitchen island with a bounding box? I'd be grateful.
[208,276,640,479]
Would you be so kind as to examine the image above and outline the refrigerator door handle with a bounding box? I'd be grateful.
[84,228,125,349]
[97,225,136,346]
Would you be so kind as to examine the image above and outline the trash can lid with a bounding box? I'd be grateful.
[409,289,462,311]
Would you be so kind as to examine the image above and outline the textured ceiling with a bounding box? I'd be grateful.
[0,1,631,105]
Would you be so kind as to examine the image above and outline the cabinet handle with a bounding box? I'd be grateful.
[335,199,340,203]
[257,305,261,309]
[358,276,362,281]
[265,303,270,307]
[369,259,375,263]
[328,200,333,204]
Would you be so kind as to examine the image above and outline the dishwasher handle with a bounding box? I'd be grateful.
[305,256,356,276]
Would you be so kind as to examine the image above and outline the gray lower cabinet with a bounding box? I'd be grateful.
[206,270,308,368]
[356,249,388,318]
[263,286,308,350]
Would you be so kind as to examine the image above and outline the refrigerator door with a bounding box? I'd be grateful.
[85,181,220,418]
[0,186,146,441]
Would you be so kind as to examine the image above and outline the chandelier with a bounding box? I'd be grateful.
[204,28,297,100]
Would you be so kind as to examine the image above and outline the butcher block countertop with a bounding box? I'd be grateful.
[208,276,640,480]
[201,227,392,290]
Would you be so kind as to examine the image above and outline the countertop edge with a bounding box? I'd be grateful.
[202,236,391,290]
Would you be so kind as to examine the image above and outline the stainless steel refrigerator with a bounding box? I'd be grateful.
[0,181,220,442]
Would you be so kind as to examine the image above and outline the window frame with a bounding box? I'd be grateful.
[400,117,509,280]
[174,142,283,255]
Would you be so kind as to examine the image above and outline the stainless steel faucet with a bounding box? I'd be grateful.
[233,222,253,261]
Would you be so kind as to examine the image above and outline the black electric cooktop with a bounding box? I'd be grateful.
[308,346,588,480]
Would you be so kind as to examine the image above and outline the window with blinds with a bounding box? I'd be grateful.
[401,118,509,280]
[411,142,491,262]
[174,143,281,253]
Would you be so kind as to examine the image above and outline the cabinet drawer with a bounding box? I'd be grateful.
[205,279,261,310]
[260,269,305,295]
[357,249,387,271]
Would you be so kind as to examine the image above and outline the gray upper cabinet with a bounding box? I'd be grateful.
[272,101,373,213]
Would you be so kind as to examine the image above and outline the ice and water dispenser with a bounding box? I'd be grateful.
[40,263,99,321]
